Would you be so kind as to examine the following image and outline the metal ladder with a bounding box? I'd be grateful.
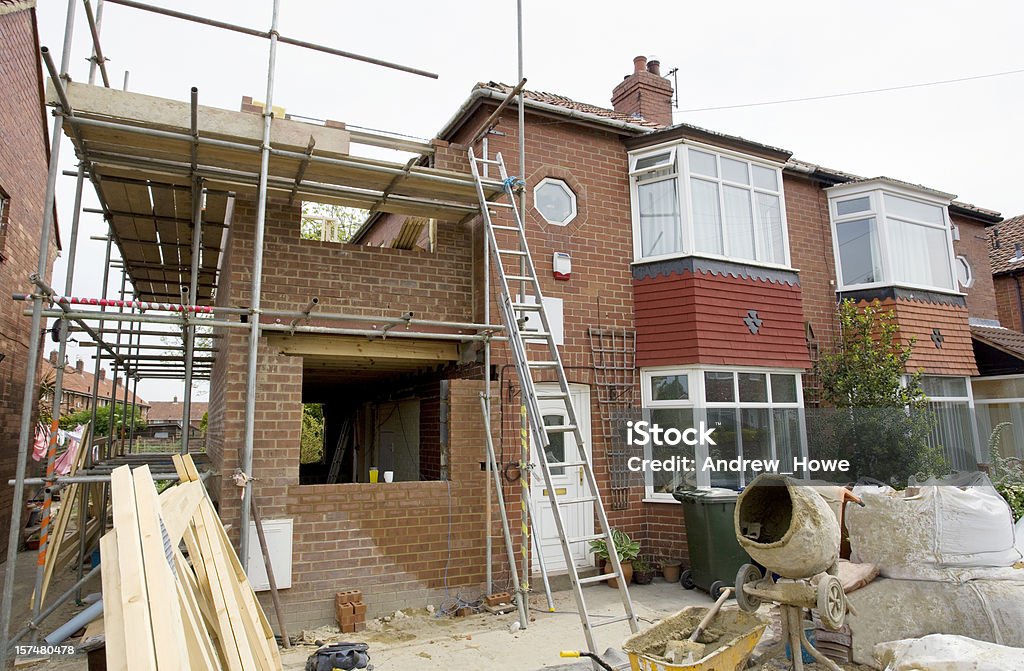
[468,148,640,655]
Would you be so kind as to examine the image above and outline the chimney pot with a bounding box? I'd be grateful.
[647,59,661,76]
[612,54,675,127]
[173,395,178,403]
[633,55,647,75]
[99,369,106,381]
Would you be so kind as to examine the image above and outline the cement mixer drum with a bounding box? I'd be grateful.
[734,474,840,579]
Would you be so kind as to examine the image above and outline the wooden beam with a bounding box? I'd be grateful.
[267,334,460,361]
[49,80,351,157]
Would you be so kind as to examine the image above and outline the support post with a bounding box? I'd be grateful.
[182,87,202,454]
[0,2,77,660]
[516,0,530,620]
[240,0,280,565]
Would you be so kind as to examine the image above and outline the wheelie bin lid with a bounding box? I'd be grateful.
[672,486,739,503]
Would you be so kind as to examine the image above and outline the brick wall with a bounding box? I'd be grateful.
[443,106,691,571]
[953,214,998,321]
[205,195,495,626]
[994,274,1023,331]
[0,6,55,558]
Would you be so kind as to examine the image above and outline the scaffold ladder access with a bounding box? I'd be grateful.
[468,148,639,656]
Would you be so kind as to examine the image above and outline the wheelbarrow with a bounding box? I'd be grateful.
[616,605,767,671]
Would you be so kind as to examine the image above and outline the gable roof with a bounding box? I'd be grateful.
[990,215,1024,274]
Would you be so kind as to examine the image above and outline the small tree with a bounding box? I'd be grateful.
[300,403,325,464]
[811,299,946,484]
[60,403,147,437]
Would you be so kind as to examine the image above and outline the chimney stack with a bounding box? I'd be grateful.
[611,54,674,128]
[76,359,84,373]
[173,395,178,403]
[99,368,106,381]
[48,351,58,367]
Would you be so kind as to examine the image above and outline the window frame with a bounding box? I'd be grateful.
[640,365,806,501]
[533,177,578,226]
[828,183,959,294]
[955,255,974,289]
[628,140,792,269]
[917,374,982,468]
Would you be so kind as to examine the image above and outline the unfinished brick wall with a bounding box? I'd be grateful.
[205,195,497,626]
[0,6,56,558]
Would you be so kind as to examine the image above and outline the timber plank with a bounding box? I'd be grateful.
[100,531,127,671]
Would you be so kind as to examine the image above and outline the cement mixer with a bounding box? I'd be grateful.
[732,474,859,671]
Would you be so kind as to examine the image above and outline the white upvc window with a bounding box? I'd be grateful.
[640,366,805,501]
[919,375,980,471]
[629,142,790,267]
[829,183,958,293]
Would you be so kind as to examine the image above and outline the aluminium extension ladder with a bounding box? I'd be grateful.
[468,148,640,655]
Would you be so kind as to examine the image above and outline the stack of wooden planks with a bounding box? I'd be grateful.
[101,454,282,670]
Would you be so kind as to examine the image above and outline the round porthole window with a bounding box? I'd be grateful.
[534,178,577,226]
[955,255,973,289]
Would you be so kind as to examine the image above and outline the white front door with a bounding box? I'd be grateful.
[530,383,593,574]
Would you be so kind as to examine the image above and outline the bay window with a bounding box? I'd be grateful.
[829,183,957,293]
[640,368,805,500]
[629,144,789,266]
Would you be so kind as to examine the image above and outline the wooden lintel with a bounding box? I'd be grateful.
[267,334,460,361]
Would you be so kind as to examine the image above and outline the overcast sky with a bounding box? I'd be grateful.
[35,0,1024,402]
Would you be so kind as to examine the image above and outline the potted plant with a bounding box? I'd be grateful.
[660,557,682,583]
[589,529,640,588]
[632,556,655,585]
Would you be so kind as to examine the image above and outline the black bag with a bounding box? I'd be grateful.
[305,642,371,671]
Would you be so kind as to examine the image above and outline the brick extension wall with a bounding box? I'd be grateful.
[953,215,998,322]
[0,6,56,558]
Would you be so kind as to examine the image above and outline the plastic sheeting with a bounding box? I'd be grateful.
[874,634,1024,670]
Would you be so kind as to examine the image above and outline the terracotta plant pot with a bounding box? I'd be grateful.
[604,560,633,588]
[661,560,682,583]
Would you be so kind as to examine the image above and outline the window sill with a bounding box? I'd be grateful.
[642,497,680,505]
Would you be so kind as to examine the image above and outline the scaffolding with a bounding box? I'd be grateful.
[0,0,512,663]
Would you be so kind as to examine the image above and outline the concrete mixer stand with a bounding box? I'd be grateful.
[735,563,850,671]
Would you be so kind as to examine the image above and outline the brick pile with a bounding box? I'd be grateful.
[334,590,367,633]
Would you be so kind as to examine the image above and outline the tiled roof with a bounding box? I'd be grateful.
[44,359,149,408]
[788,159,1000,221]
[971,324,1024,360]
[466,83,999,220]
[990,215,1024,275]
[478,82,664,129]
[148,400,208,424]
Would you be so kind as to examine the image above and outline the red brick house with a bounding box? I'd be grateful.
[0,0,59,558]
[200,55,1019,628]
[40,354,150,420]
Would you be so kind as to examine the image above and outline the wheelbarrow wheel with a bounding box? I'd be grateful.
[735,563,763,612]
[709,580,727,600]
[817,574,847,630]
[680,569,695,590]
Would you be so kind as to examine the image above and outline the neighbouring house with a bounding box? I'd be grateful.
[0,0,59,558]
[39,354,150,422]
[139,397,208,442]
[971,214,1024,459]
[47,52,1021,631]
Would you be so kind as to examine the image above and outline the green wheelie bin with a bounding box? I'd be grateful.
[672,487,754,599]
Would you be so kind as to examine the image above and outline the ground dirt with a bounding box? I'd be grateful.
[2,553,875,670]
